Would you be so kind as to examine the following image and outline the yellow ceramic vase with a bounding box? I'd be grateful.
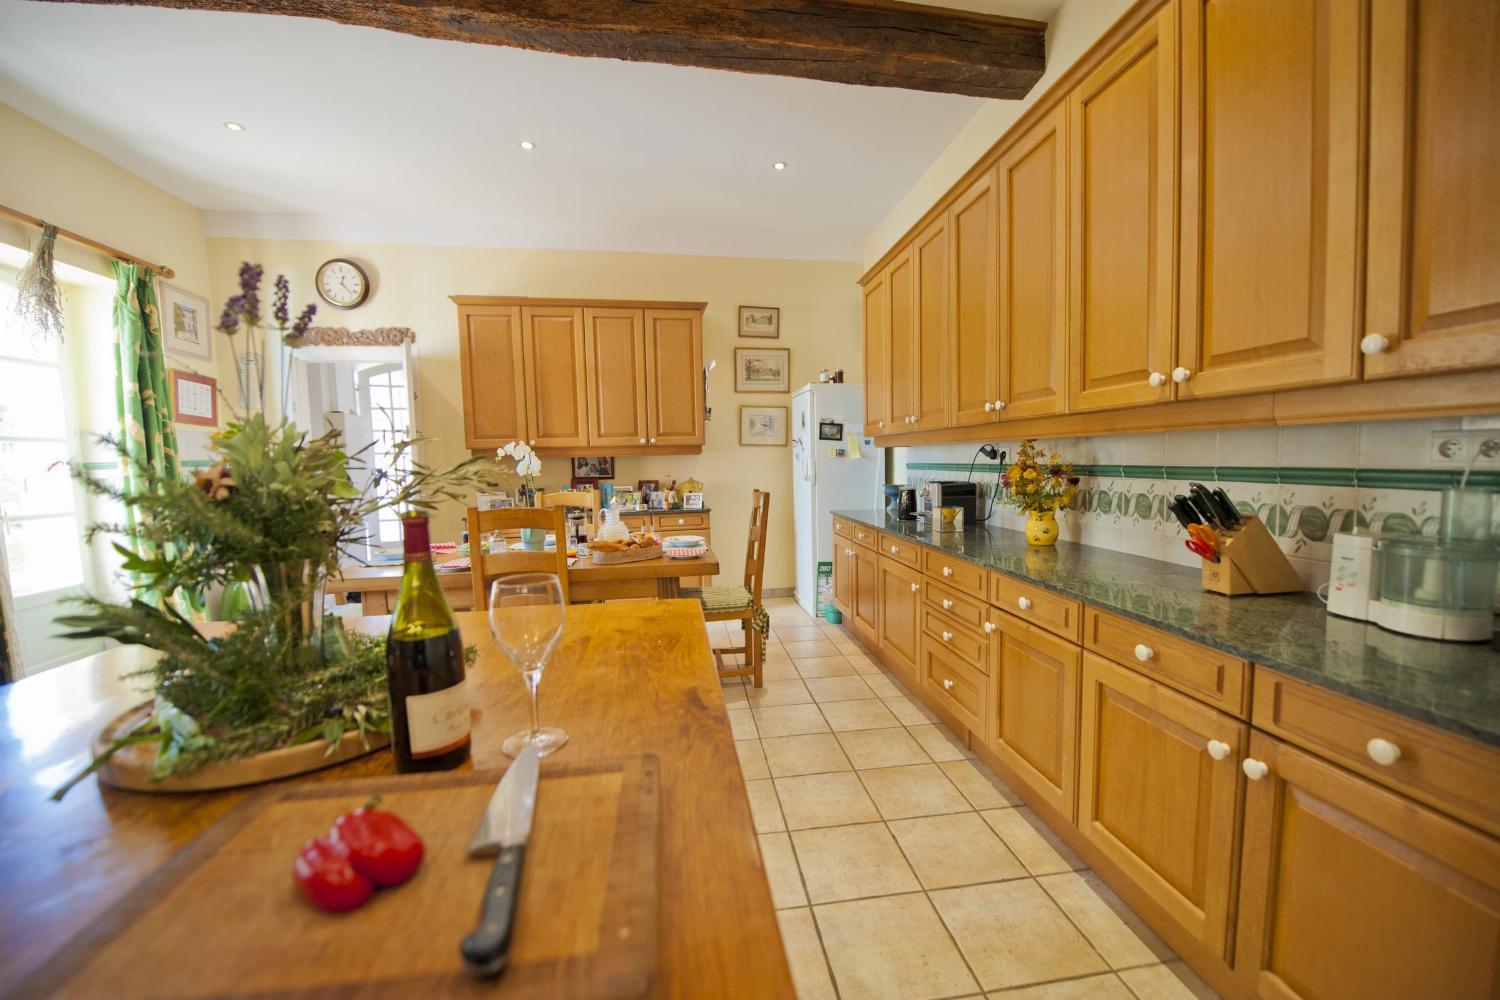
[1025,509,1059,546]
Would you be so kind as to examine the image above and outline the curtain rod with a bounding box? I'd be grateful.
[0,202,176,279]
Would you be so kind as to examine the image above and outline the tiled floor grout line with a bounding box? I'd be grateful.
[780,823,845,1000]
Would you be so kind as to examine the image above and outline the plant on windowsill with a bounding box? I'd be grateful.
[1000,439,1080,547]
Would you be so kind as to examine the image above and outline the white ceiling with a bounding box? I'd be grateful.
[0,0,1060,261]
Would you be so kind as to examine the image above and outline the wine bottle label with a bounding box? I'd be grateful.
[405,683,471,758]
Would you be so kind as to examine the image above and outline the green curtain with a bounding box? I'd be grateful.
[112,262,180,571]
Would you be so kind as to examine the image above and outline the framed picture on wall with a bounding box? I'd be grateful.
[571,457,614,479]
[735,347,790,393]
[158,282,214,362]
[740,405,788,447]
[738,305,779,339]
[169,369,218,427]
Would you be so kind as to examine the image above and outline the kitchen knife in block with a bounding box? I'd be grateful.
[1201,516,1303,595]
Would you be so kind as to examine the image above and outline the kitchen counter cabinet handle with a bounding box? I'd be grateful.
[890,544,900,553]
[1242,758,1270,781]
[1206,739,1231,761]
[942,567,954,577]
[910,582,920,592]
[942,678,955,690]
[1134,643,1154,662]
[942,598,954,610]
[993,400,1006,411]
[1148,371,1167,387]
[942,630,953,642]
[1017,596,1032,610]
[984,402,995,412]
[1172,367,1192,384]
[1366,738,1403,766]
[1360,333,1391,355]
[983,621,997,634]
[639,437,646,444]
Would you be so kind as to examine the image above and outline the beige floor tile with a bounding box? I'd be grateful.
[884,694,938,725]
[932,880,1108,991]
[837,727,931,769]
[860,674,905,699]
[736,739,770,780]
[1116,962,1217,1000]
[982,807,1088,876]
[792,822,921,903]
[860,763,973,819]
[851,656,888,677]
[727,706,759,740]
[815,892,979,999]
[775,771,880,829]
[817,623,845,638]
[745,778,785,833]
[774,625,826,644]
[761,660,802,681]
[752,702,830,738]
[941,758,1024,809]
[776,908,838,1000]
[987,973,1135,998]
[1040,872,1173,969]
[804,675,877,703]
[821,698,903,732]
[908,722,971,761]
[785,639,839,659]
[795,655,859,678]
[758,832,807,909]
[720,682,749,707]
[745,678,815,707]
[761,733,853,777]
[888,811,1027,889]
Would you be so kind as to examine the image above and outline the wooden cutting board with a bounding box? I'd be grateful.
[17,756,659,999]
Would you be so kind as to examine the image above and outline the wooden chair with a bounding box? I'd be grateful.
[467,506,570,609]
[540,490,602,540]
[685,490,769,687]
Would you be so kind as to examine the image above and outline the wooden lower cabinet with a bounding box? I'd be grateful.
[832,540,854,615]
[1234,732,1500,1000]
[988,615,1080,821]
[849,544,880,647]
[877,557,922,681]
[921,631,987,739]
[1078,652,1245,960]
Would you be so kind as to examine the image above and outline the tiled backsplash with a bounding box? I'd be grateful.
[896,417,1500,590]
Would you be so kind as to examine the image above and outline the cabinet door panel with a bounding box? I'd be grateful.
[878,557,922,680]
[887,248,917,431]
[998,104,1068,420]
[851,545,881,646]
[520,306,588,448]
[913,216,950,431]
[989,616,1080,820]
[1365,0,1500,378]
[1068,6,1177,412]
[645,309,704,447]
[584,308,647,448]
[459,305,527,448]
[1235,732,1500,1000]
[1177,0,1361,397]
[862,272,890,435]
[1078,653,1243,957]
[949,169,1001,427]
[833,540,853,614]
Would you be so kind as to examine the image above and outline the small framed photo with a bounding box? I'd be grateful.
[572,456,615,479]
[684,492,705,510]
[169,369,217,427]
[637,479,659,494]
[740,405,789,447]
[818,419,844,441]
[158,282,214,362]
[571,476,599,491]
[647,491,669,511]
[476,491,511,510]
[735,347,790,393]
[738,305,779,339]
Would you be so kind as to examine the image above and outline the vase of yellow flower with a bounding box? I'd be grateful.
[1000,439,1080,547]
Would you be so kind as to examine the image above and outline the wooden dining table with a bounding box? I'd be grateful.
[0,600,790,998]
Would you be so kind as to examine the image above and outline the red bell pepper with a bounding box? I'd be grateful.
[328,795,425,888]
[293,835,373,913]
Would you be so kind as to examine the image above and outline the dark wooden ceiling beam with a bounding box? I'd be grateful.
[47,0,1048,99]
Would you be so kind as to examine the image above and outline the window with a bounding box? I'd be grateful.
[358,363,411,545]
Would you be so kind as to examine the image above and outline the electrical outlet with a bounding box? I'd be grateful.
[1429,431,1500,468]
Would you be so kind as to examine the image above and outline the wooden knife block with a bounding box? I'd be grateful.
[1201,515,1304,596]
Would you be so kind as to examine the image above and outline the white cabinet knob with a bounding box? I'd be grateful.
[529,439,537,445]
[1172,367,1192,383]
[1360,333,1391,355]
[1148,371,1167,387]
[942,567,953,577]
[677,518,686,525]
[1134,643,1154,662]
[1206,739,1231,761]
[994,400,1006,410]
[942,631,953,642]
[910,582,920,592]
[1017,596,1032,611]
[1366,738,1402,766]
[878,420,886,428]
[984,402,995,413]
[942,678,955,691]
[890,545,899,553]
[649,437,657,444]
[983,621,997,634]
[638,437,645,444]
[1242,758,1269,781]
[941,598,954,610]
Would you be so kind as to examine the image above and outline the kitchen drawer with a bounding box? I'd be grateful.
[922,550,987,601]
[1083,608,1249,717]
[832,516,852,539]
[924,578,988,633]
[990,573,1081,642]
[921,606,988,675]
[657,511,708,530]
[1253,668,1500,838]
[922,639,988,738]
[879,534,922,569]
[852,523,881,551]
[620,512,652,529]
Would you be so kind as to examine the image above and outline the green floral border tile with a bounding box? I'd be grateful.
[907,461,1500,492]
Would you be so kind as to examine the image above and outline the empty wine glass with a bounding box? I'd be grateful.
[488,573,568,758]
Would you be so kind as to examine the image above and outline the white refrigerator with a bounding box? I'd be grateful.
[791,383,883,617]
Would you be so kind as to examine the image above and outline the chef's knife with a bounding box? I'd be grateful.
[1209,487,1244,529]
[461,743,540,979]
[1169,496,1201,531]
[1187,483,1222,529]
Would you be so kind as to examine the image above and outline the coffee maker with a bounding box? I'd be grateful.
[884,484,918,520]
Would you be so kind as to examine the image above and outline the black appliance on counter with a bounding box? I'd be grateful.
[924,481,980,526]
[884,484,918,520]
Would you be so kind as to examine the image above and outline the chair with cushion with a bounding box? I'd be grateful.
[467,505,570,609]
[540,490,602,541]
[684,489,770,687]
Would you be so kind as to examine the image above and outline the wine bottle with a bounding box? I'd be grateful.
[386,514,471,772]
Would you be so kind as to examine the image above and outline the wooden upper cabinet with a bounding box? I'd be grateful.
[997,103,1069,420]
[988,615,1079,820]
[583,308,647,448]
[1176,0,1362,399]
[887,247,917,431]
[644,309,705,447]
[458,304,527,449]
[948,168,1001,427]
[912,216,950,431]
[1364,0,1500,379]
[862,270,891,435]
[1068,4,1177,413]
[519,306,588,448]
[1234,732,1500,1000]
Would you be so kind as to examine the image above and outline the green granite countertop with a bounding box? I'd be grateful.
[833,509,1500,748]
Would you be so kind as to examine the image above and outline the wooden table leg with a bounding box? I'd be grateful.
[657,578,681,600]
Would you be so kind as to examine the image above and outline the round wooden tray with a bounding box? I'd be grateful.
[93,702,390,794]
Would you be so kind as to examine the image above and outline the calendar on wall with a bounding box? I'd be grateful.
[169,369,218,427]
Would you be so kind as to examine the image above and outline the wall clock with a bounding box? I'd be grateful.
[315,258,370,310]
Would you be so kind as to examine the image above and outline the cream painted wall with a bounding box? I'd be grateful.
[206,237,864,590]
[862,0,1133,268]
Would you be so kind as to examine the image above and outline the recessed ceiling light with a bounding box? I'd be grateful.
[773,161,787,171]
[223,121,246,133]
[519,140,535,150]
